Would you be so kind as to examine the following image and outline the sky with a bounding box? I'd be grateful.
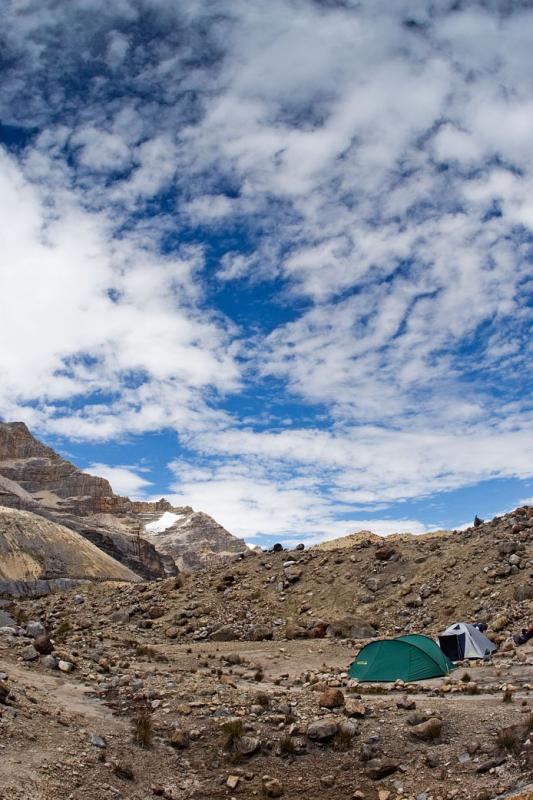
[0,0,532,547]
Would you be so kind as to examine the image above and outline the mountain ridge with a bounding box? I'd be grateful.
[0,421,248,583]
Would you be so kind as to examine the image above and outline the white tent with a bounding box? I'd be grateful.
[438,622,497,660]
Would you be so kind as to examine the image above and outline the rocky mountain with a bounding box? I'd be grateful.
[0,421,248,583]
[0,506,139,592]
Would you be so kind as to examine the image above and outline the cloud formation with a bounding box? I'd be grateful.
[0,0,532,540]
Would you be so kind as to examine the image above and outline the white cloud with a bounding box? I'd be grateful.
[0,0,532,540]
[86,462,152,498]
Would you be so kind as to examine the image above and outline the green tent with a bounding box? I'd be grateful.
[348,634,454,682]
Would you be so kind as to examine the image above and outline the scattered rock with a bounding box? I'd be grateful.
[410,717,442,741]
[319,687,345,709]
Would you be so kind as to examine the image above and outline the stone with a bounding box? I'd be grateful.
[491,615,508,632]
[410,717,442,741]
[169,729,190,749]
[319,687,345,709]
[326,616,377,639]
[338,720,358,739]
[320,775,335,788]
[226,775,240,789]
[396,697,416,710]
[375,545,397,561]
[284,565,303,583]
[89,734,107,749]
[58,660,74,673]
[148,605,165,619]
[246,624,273,641]
[26,621,46,637]
[33,634,53,655]
[165,626,179,639]
[262,776,284,797]
[22,645,39,661]
[236,735,260,756]
[111,610,130,624]
[210,625,238,641]
[345,699,367,718]
[365,759,399,780]
[307,719,338,740]
[42,655,58,669]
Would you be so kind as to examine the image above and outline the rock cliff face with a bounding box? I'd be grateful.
[142,510,249,570]
[0,421,248,580]
[0,506,140,585]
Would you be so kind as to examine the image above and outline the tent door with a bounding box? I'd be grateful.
[438,633,465,661]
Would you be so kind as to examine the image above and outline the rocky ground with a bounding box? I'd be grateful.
[0,506,532,799]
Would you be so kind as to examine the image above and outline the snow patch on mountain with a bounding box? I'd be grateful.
[144,511,185,534]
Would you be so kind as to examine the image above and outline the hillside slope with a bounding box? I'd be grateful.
[0,421,248,576]
[0,506,139,583]
[67,505,533,646]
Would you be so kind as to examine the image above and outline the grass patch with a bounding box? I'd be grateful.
[334,727,353,751]
[495,727,522,754]
[132,710,153,749]
[222,718,243,752]
[54,620,71,641]
[254,692,270,709]
[278,734,295,756]
[502,687,514,703]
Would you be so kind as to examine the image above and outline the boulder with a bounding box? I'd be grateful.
[34,634,53,655]
[410,717,442,741]
[22,644,39,661]
[375,546,397,561]
[169,729,190,749]
[345,699,367,718]
[210,625,238,642]
[307,719,338,740]
[262,776,284,797]
[326,616,377,639]
[319,688,345,709]
[246,624,273,641]
[236,736,260,756]
[26,621,46,637]
[365,759,400,780]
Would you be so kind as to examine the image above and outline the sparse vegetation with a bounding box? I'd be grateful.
[54,619,71,641]
[334,727,353,751]
[502,687,514,703]
[495,727,522,754]
[461,671,471,682]
[112,760,135,780]
[254,691,270,708]
[278,734,295,756]
[222,718,243,752]
[132,709,153,749]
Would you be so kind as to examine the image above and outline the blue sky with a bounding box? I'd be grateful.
[0,0,532,546]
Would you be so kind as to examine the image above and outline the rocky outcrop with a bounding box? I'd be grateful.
[0,421,248,578]
[0,506,140,585]
[142,510,248,570]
